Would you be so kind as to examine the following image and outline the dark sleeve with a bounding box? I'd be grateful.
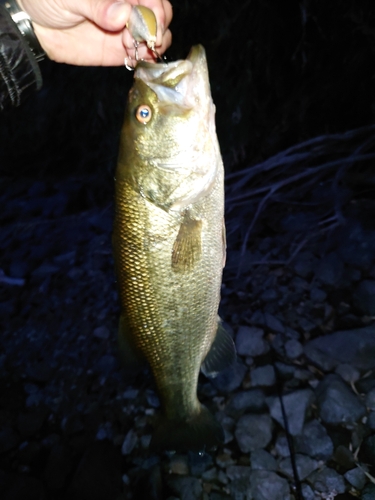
[0,4,42,111]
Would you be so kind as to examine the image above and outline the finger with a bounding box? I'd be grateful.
[156,0,172,46]
[72,0,132,32]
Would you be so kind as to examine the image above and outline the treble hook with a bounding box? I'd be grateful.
[125,40,167,71]
[124,56,135,71]
[124,40,140,71]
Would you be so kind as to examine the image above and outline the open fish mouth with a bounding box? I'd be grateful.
[134,45,211,110]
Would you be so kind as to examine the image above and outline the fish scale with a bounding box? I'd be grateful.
[114,175,223,411]
[113,46,235,451]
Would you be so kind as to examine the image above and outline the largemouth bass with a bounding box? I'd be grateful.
[113,45,235,452]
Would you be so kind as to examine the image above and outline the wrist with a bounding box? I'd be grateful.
[1,0,46,62]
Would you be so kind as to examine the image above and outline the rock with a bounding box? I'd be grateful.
[333,445,355,469]
[225,389,266,417]
[314,252,344,286]
[4,475,44,500]
[294,368,314,382]
[266,389,314,436]
[167,476,202,500]
[250,449,277,471]
[368,412,375,430]
[363,434,375,462]
[301,483,315,500]
[201,466,218,481]
[295,420,333,460]
[366,388,375,411]
[353,280,375,315]
[210,492,230,500]
[260,288,278,302]
[94,355,118,375]
[145,389,160,408]
[310,287,327,303]
[249,311,285,333]
[235,326,268,357]
[140,434,151,449]
[31,262,59,277]
[264,313,285,333]
[251,365,275,387]
[274,434,290,458]
[199,382,218,398]
[121,429,138,455]
[291,251,317,278]
[284,339,303,359]
[344,467,367,489]
[335,363,360,384]
[274,362,295,380]
[357,375,375,393]
[363,484,375,500]
[296,316,316,332]
[307,467,345,495]
[169,454,189,475]
[271,334,287,355]
[210,360,247,393]
[226,465,251,481]
[338,224,375,270]
[67,441,122,500]
[304,325,375,370]
[235,414,273,453]
[188,451,213,476]
[250,470,290,500]
[122,387,139,399]
[316,374,366,425]
[278,454,318,481]
[216,453,235,469]
[93,326,110,339]
[215,412,235,444]
[226,465,251,499]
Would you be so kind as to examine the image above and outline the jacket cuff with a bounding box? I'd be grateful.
[0,3,42,111]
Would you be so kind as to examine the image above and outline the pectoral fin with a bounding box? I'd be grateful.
[201,320,236,378]
[172,214,202,273]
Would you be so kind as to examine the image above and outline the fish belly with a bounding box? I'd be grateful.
[113,172,223,421]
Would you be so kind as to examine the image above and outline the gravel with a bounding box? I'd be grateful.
[2,176,375,499]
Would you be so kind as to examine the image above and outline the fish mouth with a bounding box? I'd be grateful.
[134,45,211,109]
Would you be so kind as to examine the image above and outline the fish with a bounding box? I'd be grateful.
[112,45,235,452]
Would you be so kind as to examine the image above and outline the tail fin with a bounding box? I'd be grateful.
[150,405,224,452]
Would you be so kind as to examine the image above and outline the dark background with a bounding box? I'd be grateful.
[2,3,375,499]
[1,0,375,183]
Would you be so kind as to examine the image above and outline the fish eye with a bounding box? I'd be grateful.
[135,105,152,124]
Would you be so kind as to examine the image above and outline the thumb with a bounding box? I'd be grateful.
[78,0,132,31]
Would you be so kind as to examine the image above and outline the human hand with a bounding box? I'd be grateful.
[16,0,172,66]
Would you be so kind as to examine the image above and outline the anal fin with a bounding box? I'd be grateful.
[201,320,236,378]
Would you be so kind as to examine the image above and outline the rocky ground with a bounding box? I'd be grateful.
[1,170,375,500]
